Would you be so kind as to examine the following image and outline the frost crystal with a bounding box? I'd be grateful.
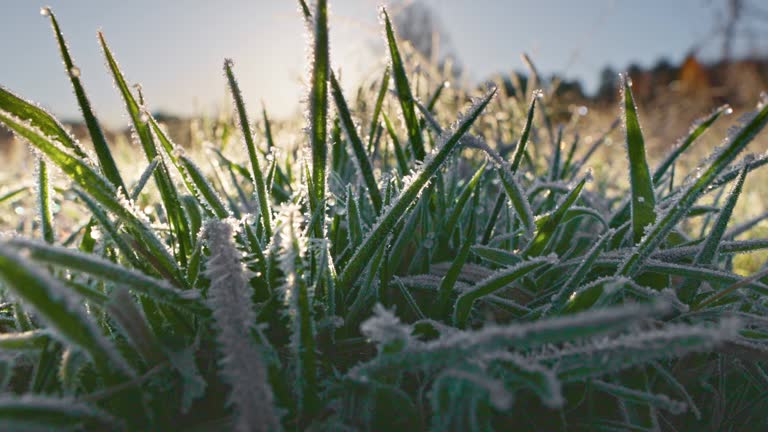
[203,220,279,432]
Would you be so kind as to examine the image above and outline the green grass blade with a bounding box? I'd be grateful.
[98,32,191,267]
[130,157,160,201]
[0,245,133,376]
[510,93,538,172]
[337,88,496,290]
[619,97,768,277]
[6,238,202,314]
[382,8,425,161]
[498,168,535,238]
[453,257,554,328]
[382,111,409,174]
[36,159,54,244]
[178,154,230,219]
[435,206,476,319]
[368,67,390,149]
[0,395,118,431]
[330,72,383,212]
[224,60,272,237]
[592,380,687,415]
[442,161,486,242]
[308,0,330,237]
[0,85,88,160]
[526,176,588,256]
[679,164,749,302]
[46,9,127,195]
[620,74,656,243]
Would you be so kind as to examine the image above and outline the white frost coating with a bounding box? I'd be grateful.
[437,369,513,410]
[203,220,280,432]
[360,304,413,350]
[0,245,133,376]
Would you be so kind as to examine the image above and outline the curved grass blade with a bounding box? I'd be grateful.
[619,99,768,277]
[178,154,230,219]
[330,72,383,212]
[453,257,553,328]
[526,176,588,256]
[442,161,486,242]
[337,88,496,290]
[0,85,88,160]
[510,93,538,172]
[549,229,614,313]
[435,207,476,319]
[369,67,390,149]
[382,8,425,161]
[679,164,748,302]
[498,168,535,238]
[620,74,656,243]
[98,32,191,266]
[46,9,127,195]
[6,238,202,314]
[224,60,272,237]
[0,331,48,352]
[0,245,133,376]
[0,395,118,431]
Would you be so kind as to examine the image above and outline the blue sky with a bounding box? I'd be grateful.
[0,1,764,126]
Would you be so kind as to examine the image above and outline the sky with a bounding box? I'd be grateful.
[0,0,765,127]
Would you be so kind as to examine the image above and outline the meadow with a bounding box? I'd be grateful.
[0,1,768,431]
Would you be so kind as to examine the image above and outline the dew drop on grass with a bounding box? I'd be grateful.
[14,206,25,215]
[266,152,275,162]
[90,228,102,240]
[69,66,81,78]
[139,112,149,123]
[724,105,734,115]
[40,7,51,16]
[443,81,451,89]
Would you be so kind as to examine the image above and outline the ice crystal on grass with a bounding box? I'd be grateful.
[203,220,279,432]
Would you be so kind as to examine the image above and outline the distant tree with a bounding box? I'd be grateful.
[391,1,461,76]
[596,66,618,102]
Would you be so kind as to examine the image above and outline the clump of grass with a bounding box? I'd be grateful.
[0,2,766,430]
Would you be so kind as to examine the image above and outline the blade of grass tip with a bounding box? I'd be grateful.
[621,74,656,243]
[526,175,589,257]
[382,111,409,174]
[510,92,539,172]
[382,8,426,161]
[297,0,311,20]
[0,244,133,377]
[548,125,563,182]
[307,0,330,238]
[522,54,556,149]
[427,81,449,112]
[619,96,768,277]
[0,85,89,160]
[453,256,555,328]
[262,102,275,152]
[45,9,127,196]
[130,157,161,201]
[653,104,732,185]
[679,163,749,302]
[330,72,383,212]
[338,88,496,290]
[369,66,390,150]
[497,168,535,238]
[36,159,54,244]
[98,32,191,266]
[224,60,272,237]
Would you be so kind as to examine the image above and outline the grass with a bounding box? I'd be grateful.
[0,2,766,431]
